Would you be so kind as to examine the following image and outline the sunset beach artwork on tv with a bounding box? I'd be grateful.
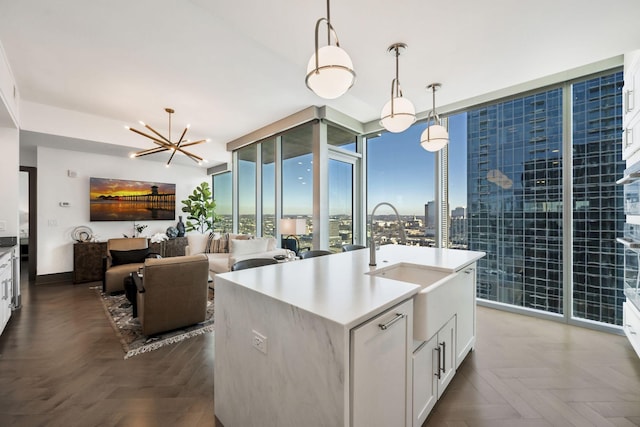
[90,177,176,221]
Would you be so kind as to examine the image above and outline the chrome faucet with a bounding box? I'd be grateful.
[369,202,407,266]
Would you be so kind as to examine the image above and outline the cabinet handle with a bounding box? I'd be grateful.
[464,269,473,274]
[440,341,446,373]
[627,324,637,335]
[378,313,405,331]
[627,89,634,112]
[434,346,442,379]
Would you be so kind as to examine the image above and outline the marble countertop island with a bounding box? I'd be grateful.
[216,244,485,328]
[214,245,485,427]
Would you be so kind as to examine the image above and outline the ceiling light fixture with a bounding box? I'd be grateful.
[127,108,209,167]
[380,43,415,133]
[305,0,356,99]
[420,83,449,152]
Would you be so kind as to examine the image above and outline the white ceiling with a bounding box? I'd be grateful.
[1,0,639,167]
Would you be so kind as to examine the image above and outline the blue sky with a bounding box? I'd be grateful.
[367,113,467,215]
[223,112,468,216]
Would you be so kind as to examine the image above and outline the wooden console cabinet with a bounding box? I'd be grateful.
[73,242,107,284]
[72,237,187,284]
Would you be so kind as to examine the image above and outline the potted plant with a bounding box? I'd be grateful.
[181,182,218,234]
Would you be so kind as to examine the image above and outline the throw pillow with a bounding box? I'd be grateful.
[110,248,150,266]
[229,238,269,257]
[209,234,228,253]
[205,232,216,254]
[264,237,277,251]
[186,233,209,254]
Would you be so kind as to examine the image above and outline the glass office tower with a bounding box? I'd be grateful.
[467,88,564,313]
[572,72,625,324]
[467,71,625,325]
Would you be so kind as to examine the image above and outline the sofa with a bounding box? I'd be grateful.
[103,237,150,294]
[185,233,288,278]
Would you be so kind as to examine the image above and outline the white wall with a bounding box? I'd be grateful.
[0,127,19,238]
[37,146,208,275]
[19,170,28,237]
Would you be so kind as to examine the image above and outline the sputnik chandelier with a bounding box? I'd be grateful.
[127,108,209,167]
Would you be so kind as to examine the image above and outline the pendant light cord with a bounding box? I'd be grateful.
[326,0,331,45]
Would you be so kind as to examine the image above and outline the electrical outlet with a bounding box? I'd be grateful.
[252,330,267,354]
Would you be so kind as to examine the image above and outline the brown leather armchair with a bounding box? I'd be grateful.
[136,254,209,336]
[103,238,149,294]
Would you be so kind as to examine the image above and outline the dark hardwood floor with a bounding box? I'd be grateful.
[1,263,639,426]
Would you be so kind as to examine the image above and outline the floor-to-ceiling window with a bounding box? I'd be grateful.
[466,69,625,326]
[367,123,435,247]
[237,145,257,235]
[468,88,564,311]
[262,139,276,238]
[328,125,359,251]
[447,113,468,249]
[212,171,232,233]
[572,71,625,325]
[329,157,354,251]
[282,125,313,249]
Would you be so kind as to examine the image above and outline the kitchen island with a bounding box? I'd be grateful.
[214,245,484,427]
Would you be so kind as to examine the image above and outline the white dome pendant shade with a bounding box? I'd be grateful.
[380,43,415,133]
[305,0,356,100]
[381,96,416,133]
[420,83,449,152]
[420,124,449,151]
[306,45,355,99]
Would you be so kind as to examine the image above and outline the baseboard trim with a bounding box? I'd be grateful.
[36,272,72,285]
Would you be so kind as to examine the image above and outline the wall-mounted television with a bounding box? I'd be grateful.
[90,177,176,221]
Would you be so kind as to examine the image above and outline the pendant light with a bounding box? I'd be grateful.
[380,43,415,133]
[420,83,449,152]
[305,0,356,99]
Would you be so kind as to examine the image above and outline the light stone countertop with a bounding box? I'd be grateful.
[216,245,485,329]
[0,246,15,258]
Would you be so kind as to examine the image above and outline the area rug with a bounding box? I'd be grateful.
[94,287,215,359]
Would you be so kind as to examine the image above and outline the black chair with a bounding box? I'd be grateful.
[342,244,366,252]
[231,258,279,271]
[299,250,333,260]
[281,237,309,256]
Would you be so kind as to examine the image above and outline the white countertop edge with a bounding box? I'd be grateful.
[216,246,485,328]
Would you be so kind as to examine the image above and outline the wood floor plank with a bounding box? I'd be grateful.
[1,267,639,426]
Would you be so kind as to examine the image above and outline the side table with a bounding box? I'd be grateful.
[126,272,145,318]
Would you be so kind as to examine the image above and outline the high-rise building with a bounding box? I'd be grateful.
[572,73,625,324]
[466,71,625,325]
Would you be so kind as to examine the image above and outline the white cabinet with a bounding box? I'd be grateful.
[0,41,19,126]
[412,315,456,426]
[0,251,13,335]
[451,266,476,368]
[351,299,413,427]
[624,51,640,161]
[623,301,640,358]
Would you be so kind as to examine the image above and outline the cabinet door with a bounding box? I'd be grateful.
[412,336,438,427]
[0,258,11,334]
[451,265,476,368]
[351,299,413,427]
[436,316,456,398]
